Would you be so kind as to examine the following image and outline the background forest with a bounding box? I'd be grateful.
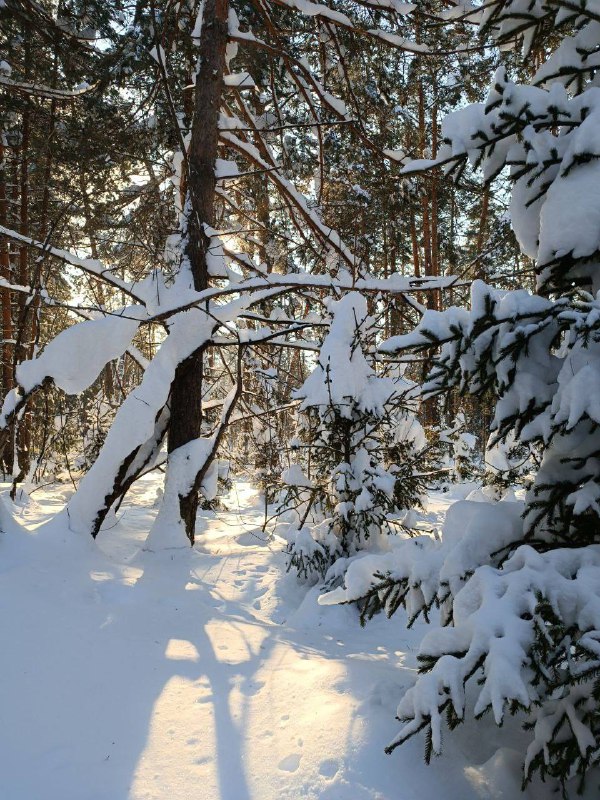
[2,1,600,799]
[0,0,525,498]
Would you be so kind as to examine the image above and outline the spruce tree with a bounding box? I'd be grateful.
[283,292,426,582]
[323,3,600,794]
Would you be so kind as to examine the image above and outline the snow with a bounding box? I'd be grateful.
[0,478,556,800]
[144,438,217,551]
[277,0,354,27]
[64,306,215,535]
[224,72,255,89]
[281,464,313,488]
[16,311,141,394]
[296,293,401,417]
[319,498,524,614]
[383,148,406,163]
[65,293,255,537]
[215,159,240,179]
[538,127,600,267]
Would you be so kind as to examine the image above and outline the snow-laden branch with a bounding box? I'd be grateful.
[149,272,462,324]
[0,225,142,302]
[0,309,145,466]
[221,130,355,269]
[269,0,428,53]
[0,75,98,99]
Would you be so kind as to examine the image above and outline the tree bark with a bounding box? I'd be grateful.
[475,186,490,281]
[430,97,440,311]
[13,106,31,483]
[0,138,14,475]
[167,0,229,543]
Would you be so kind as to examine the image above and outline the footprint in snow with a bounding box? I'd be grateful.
[278,753,302,772]
[236,532,266,547]
[319,759,339,779]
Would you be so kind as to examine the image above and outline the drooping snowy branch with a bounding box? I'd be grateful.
[0,225,142,302]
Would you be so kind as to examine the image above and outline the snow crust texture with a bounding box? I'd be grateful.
[0,479,555,800]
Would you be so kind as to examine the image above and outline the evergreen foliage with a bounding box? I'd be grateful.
[322,3,600,793]
[283,292,427,581]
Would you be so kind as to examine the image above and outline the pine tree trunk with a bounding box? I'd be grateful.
[0,138,14,475]
[409,210,420,278]
[167,0,229,543]
[475,187,490,281]
[14,106,31,482]
[430,98,440,311]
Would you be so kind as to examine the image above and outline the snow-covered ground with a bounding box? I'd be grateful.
[1,477,551,800]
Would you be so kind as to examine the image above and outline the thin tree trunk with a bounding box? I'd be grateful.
[430,98,440,311]
[475,186,490,281]
[418,81,434,309]
[0,138,14,475]
[410,209,421,278]
[14,106,31,482]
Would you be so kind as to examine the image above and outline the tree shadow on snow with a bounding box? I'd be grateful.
[1,514,278,800]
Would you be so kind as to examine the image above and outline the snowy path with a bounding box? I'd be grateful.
[1,478,545,800]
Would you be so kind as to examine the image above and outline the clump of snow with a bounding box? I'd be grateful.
[281,464,313,488]
[17,310,142,394]
[296,293,401,417]
[144,438,217,550]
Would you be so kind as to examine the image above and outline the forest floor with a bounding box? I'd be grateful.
[0,476,554,800]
